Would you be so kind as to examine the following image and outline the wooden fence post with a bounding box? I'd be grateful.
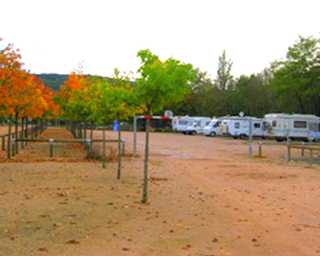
[2,136,5,151]
[11,136,16,157]
[85,138,91,158]
[121,139,125,156]
[287,145,291,162]
[258,142,262,157]
[49,138,54,158]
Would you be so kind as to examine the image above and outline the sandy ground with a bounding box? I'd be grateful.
[0,128,320,256]
[0,127,8,135]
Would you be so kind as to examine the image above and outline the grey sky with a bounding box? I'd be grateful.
[1,0,319,78]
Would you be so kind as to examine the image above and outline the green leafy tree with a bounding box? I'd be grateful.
[270,36,320,114]
[231,74,274,117]
[135,49,196,203]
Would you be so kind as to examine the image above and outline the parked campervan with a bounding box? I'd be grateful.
[264,113,320,141]
[184,117,211,135]
[172,116,193,132]
[220,116,265,139]
[203,118,222,136]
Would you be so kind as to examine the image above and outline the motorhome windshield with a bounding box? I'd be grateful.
[209,121,220,128]
[214,121,221,128]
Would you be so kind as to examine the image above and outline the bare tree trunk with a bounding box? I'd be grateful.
[25,118,28,146]
[117,125,122,179]
[142,118,150,203]
[7,119,12,159]
[21,117,24,149]
[15,113,19,154]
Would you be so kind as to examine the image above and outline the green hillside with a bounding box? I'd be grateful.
[36,73,68,91]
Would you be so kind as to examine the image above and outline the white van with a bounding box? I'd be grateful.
[264,113,320,141]
[220,116,265,139]
[172,116,193,132]
[184,117,211,135]
[203,119,222,136]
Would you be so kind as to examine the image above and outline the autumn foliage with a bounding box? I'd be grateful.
[0,38,59,120]
[57,70,140,125]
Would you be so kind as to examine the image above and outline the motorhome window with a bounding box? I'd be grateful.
[234,122,240,129]
[272,120,277,127]
[293,121,307,129]
[179,120,188,125]
[254,123,261,128]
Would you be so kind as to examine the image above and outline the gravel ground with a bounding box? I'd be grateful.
[0,128,320,255]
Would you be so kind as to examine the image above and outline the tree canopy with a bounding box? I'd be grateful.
[135,49,196,115]
[0,39,59,120]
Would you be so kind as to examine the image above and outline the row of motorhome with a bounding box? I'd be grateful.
[172,114,320,141]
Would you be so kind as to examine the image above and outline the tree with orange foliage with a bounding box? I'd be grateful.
[1,38,60,157]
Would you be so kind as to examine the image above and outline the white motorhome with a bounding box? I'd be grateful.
[264,113,320,141]
[172,116,193,132]
[203,118,222,136]
[184,117,211,135]
[220,116,265,139]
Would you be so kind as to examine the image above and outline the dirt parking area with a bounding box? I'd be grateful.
[0,128,320,256]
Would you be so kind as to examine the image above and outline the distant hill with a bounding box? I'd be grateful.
[36,73,68,91]
[36,73,135,91]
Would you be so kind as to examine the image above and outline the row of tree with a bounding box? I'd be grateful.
[55,49,196,202]
[170,36,320,117]
[1,39,195,203]
[0,39,60,157]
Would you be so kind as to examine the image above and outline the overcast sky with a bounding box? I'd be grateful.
[1,0,319,78]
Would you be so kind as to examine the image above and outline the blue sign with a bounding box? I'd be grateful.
[113,120,119,131]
